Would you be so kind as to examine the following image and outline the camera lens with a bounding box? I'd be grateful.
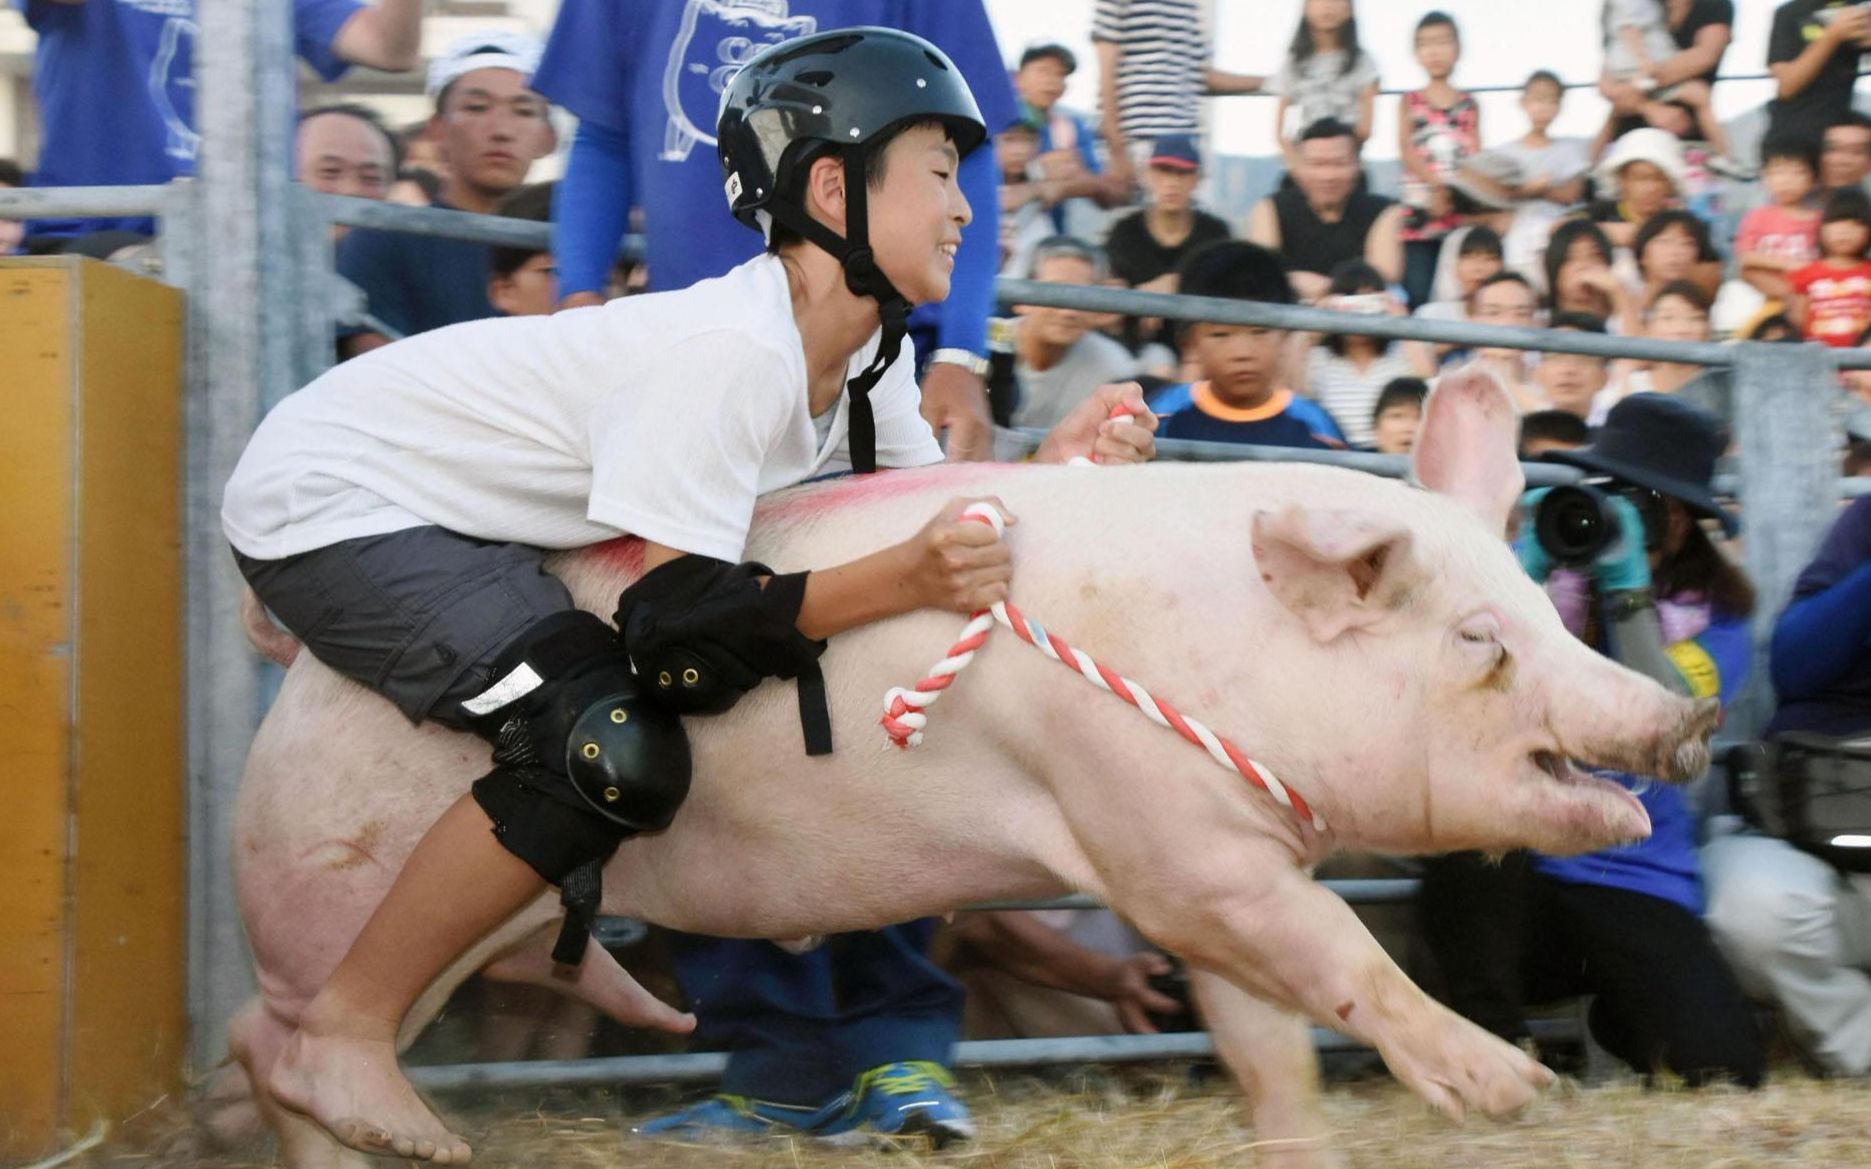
[1534,484,1620,566]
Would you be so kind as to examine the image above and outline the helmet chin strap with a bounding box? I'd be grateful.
[766,151,912,475]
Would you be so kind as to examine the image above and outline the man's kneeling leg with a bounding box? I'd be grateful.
[464,610,691,962]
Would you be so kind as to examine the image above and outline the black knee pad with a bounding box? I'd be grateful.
[472,766,629,885]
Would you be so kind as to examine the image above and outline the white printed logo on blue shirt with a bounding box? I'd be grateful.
[660,0,817,161]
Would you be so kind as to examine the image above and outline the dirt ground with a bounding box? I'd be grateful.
[58,1061,1871,1169]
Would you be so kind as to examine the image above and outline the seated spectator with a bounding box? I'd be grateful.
[1011,43,1125,238]
[1586,128,1691,252]
[1533,311,1613,419]
[1409,225,1503,373]
[1103,136,1232,355]
[1465,272,1547,413]
[20,0,419,242]
[1397,13,1480,310]
[997,114,1056,278]
[944,910,1181,1039]
[1704,493,1871,1076]
[486,182,558,317]
[1518,407,1590,456]
[1006,237,1142,430]
[1597,0,1742,175]
[1271,0,1381,164]
[1599,0,1738,148]
[1370,376,1428,455]
[1765,0,1871,150]
[1246,117,1403,303]
[337,32,556,357]
[1737,133,1823,303]
[1547,219,1633,329]
[1630,209,1723,310]
[1294,260,1412,447]
[296,104,399,242]
[1600,280,1729,423]
[1821,111,1871,198]
[0,158,24,256]
[1453,71,1591,281]
[1790,186,1871,347]
[1423,394,1764,1090]
[1149,241,1347,449]
[1745,311,1801,343]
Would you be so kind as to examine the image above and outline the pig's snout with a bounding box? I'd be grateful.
[1577,694,1720,784]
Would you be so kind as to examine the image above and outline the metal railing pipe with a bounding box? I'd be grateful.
[0,183,173,218]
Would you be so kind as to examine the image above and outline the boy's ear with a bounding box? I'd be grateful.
[488,276,516,316]
[804,154,847,232]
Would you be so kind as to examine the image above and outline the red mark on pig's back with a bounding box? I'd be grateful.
[758,464,1017,529]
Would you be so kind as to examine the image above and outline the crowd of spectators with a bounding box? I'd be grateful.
[17,0,1871,1128]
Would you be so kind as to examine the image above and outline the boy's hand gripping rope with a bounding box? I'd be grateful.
[879,414,1326,834]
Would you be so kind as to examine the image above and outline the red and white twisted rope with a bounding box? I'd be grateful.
[879,496,1326,833]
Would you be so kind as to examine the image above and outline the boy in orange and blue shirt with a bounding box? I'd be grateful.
[1148,241,1348,450]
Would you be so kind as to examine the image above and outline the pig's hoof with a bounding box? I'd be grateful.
[1387,1013,1555,1123]
[269,1029,472,1163]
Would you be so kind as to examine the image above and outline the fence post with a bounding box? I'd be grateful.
[1730,342,1839,739]
[187,0,300,1066]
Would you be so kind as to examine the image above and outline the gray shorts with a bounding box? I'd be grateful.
[234,527,577,729]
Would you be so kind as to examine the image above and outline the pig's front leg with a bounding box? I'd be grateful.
[1189,969,1342,1169]
[1169,860,1553,1122]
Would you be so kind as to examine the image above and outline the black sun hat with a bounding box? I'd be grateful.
[1542,393,1738,536]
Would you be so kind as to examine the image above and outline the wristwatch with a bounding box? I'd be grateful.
[928,348,991,379]
[1605,588,1657,621]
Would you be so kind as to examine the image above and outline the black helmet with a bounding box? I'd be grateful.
[716,27,987,473]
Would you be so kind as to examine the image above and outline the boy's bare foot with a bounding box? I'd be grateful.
[269,1025,471,1164]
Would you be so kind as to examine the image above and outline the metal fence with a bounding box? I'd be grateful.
[0,156,1847,1076]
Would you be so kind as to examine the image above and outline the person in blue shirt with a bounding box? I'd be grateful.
[532,0,1017,464]
[1420,393,1765,1089]
[1701,493,1871,1077]
[1009,42,1125,236]
[19,0,420,241]
[335,31,557,357]
[1147,240,1349,450]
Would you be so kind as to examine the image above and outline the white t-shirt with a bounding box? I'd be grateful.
[223,255,942,562]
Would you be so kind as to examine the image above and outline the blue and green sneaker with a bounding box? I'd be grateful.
[836,1061,974,1147]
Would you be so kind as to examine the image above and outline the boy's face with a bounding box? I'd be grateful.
[996,127,1039,179]
[1414,24,1459,80]
[1454,249,1503,296]
[1372,403,1421,454]
[1521,81,1562,131]
[489,253,559,317]
[868,123,972,307]
[1761,157,1816,208]
[1145,163,1198,212]
[1185,322,1285,404]
[1015,57,1070,113]
[1016,254,1097,349]
[1534,343,1607,418]
[430,68,554,198]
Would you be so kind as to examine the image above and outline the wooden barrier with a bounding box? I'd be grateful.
[0,257,186,1159]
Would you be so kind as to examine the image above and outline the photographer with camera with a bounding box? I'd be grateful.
[1421,393,1764,1088]
[1704,492,1871,1077]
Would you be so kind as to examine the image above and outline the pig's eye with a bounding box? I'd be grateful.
[1459,628,1493,644]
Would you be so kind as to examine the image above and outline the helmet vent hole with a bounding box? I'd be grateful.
[797,69,834,86]
[923,50,949,71]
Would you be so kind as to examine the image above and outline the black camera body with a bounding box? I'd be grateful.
[1531,480,1667,567]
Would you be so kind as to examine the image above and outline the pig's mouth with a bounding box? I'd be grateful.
[1523,748,1651,848]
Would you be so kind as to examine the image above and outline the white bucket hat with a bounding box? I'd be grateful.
[426,29,544,98]
[1595,127,1689,201]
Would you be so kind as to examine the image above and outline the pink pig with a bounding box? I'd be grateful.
[228,369,1718,1168]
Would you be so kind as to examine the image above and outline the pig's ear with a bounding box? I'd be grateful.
[1412,363,1526,537]
[1253,504,1420,643]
